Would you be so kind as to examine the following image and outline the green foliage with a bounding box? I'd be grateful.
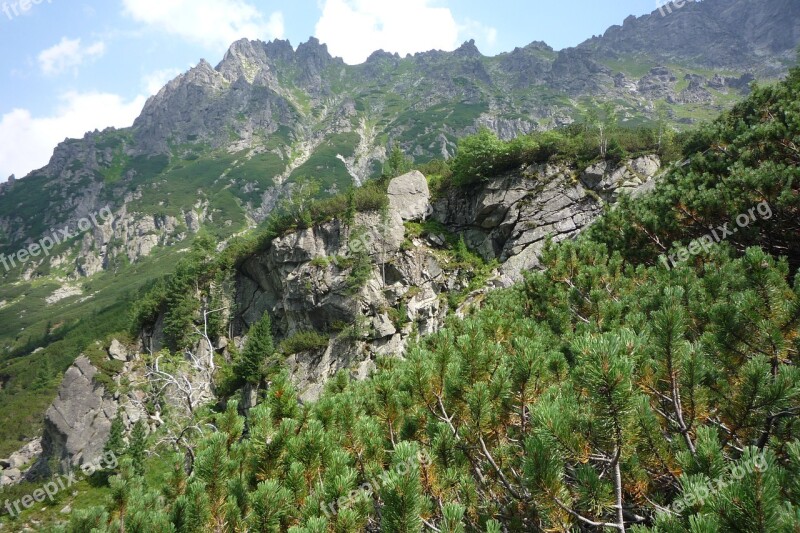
[105,414,126,459]
[589,65,800,272]
[382,146,413,179]
[450,128,521,185]
[131,232,224,351]
[262,178,389,238]
[380,441,427,532]
[235,313,276,385]
[343,227,375,295]
[128,421,148,477]
[279,331,329,355]
[59,239,800,531]
[31,357,54,390]
[447,121,684,188]
[276,178,321,229]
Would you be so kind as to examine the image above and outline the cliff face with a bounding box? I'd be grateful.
[29,156,664,474]
[226,157,663,401]
[435,155,661,282]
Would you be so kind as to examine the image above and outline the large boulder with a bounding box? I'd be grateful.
[387,171,431,222]
[34,356,117,476]
[108,339,129,362]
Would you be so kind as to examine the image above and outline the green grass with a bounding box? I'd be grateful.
[0,451,171,529]
[598,54,659,78]
[289,132,361,189]
[0,174,57,243]
[227,152,284,200]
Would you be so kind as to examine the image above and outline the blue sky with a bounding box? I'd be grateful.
[0,0,664,180]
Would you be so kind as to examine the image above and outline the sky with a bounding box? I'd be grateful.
[0,0,664,181]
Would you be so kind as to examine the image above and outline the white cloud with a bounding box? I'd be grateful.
[122,0,284,50]
[315,0,462,64]
[0,92,146,179]
[38,37,106,76]
[460,19,498,49]
[265,11,285,40]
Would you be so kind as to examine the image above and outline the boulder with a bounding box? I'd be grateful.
[108,339,128,362]
[630,155,661,178]
[387,171,431,222]
[372,314,397,339]
[7,453,27,469]
[34,356,118,476]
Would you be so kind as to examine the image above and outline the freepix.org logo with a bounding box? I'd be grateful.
[656,0,689,17]
[3,451,118,518]
[0,207,113,273]
[2,0,52,22]
[659,201,772,269]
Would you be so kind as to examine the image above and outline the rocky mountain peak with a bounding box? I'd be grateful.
[365,49,401,63]
[263,38,295,58]
[580,0,800,73]
[216,39,273,82]
[455,39,482,58]
[296,36,337,66]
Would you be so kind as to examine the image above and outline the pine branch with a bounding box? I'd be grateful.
[478,435,526,501]
[552,495,623,531]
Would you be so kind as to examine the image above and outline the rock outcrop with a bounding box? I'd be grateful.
[0,438,41,486]
[108,339,129,362]
[434,155,662,284]
[387,170,431,222]
[231,159,662,399]
[35,158,664,468]
[232,205,450,401]
[33,356,118,477]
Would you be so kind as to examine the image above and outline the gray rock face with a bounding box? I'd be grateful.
[581,0,800,75]
[231,201,457,400]
[387,171,431,222]
[637,67,677,99]
[225,158,661,400]
[108,339,128,362]
[35,356,117,476]
[0,438,41,486]
[434,156,662,284]
[0,468,21,486]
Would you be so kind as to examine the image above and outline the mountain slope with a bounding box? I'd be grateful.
[3,0,798,257]
[0,0,799,472]
[7,56,800,533]
[580,0,800,72]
